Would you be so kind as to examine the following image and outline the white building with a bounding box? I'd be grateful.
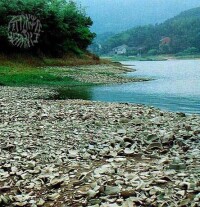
[112,44,128,55]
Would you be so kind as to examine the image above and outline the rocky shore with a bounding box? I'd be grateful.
[0,86,199,207]
[44,64,149,85]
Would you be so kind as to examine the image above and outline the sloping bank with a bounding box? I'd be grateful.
[0,56,149,88]
[0,86,199,207]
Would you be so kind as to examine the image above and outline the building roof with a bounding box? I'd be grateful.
[112,44,128,50]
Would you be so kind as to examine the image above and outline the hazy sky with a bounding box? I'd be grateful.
[76,0,200,34]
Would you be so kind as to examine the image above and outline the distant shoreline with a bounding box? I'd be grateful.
[102,54,200,62]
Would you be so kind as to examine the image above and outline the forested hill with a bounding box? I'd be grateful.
[100,7,200,55]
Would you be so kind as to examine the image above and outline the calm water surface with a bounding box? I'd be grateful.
[91,60,200,114]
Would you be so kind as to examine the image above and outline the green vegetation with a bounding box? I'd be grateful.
[0,53,134,87]
[0,54,106,87]
[100,7,200,56]
[0,64,85,87]
[0,0,106,87]
[175,47,199,56]
[105,54,200,62]
[105,55,168,62]
[174,54,200,59]
[0,0,95,57]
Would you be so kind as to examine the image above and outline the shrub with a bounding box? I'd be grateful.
[176,47,199,56]
[183,47,199,55]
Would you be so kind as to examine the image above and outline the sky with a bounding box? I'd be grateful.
[76,0,200,34]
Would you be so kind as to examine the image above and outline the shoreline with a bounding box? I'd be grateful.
[0,59,149,88]
[0,86,199,206]
[44,63,150,86]
[103,54,200,62]
[0,60,199,206]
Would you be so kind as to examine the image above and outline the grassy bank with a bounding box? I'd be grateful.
[0,65,85,87]
[0,53,98,86]
[0,53,135,87]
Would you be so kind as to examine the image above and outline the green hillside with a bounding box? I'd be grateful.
[101,7,200,56]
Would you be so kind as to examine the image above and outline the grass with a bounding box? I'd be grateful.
[0,66,86,87]
[0,53,109,87]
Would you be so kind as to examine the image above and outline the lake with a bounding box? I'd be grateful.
[91,60,200,114]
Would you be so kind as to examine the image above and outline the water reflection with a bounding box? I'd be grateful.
[48,86,92,100]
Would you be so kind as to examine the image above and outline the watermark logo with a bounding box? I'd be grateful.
[8,14,42,48]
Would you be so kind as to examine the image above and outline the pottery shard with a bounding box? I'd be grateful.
[146,134,159,142]
[88,190,98,198]
[120,118,130,123]
[132,118,142,125]
[147,142,162,150]
[121,189,136,198]
[37,198,45,206]
[117,129,127,134]
[124,148,134,155]
[104,186,121,195]
[50,178,64,188]
[68,150,79,158]
[47,193,60,201]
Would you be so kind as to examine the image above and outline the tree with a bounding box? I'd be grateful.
[0,0,95,57]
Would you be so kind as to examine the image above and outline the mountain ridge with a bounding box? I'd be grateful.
[98,6,200,55]
[78,0,200,34]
